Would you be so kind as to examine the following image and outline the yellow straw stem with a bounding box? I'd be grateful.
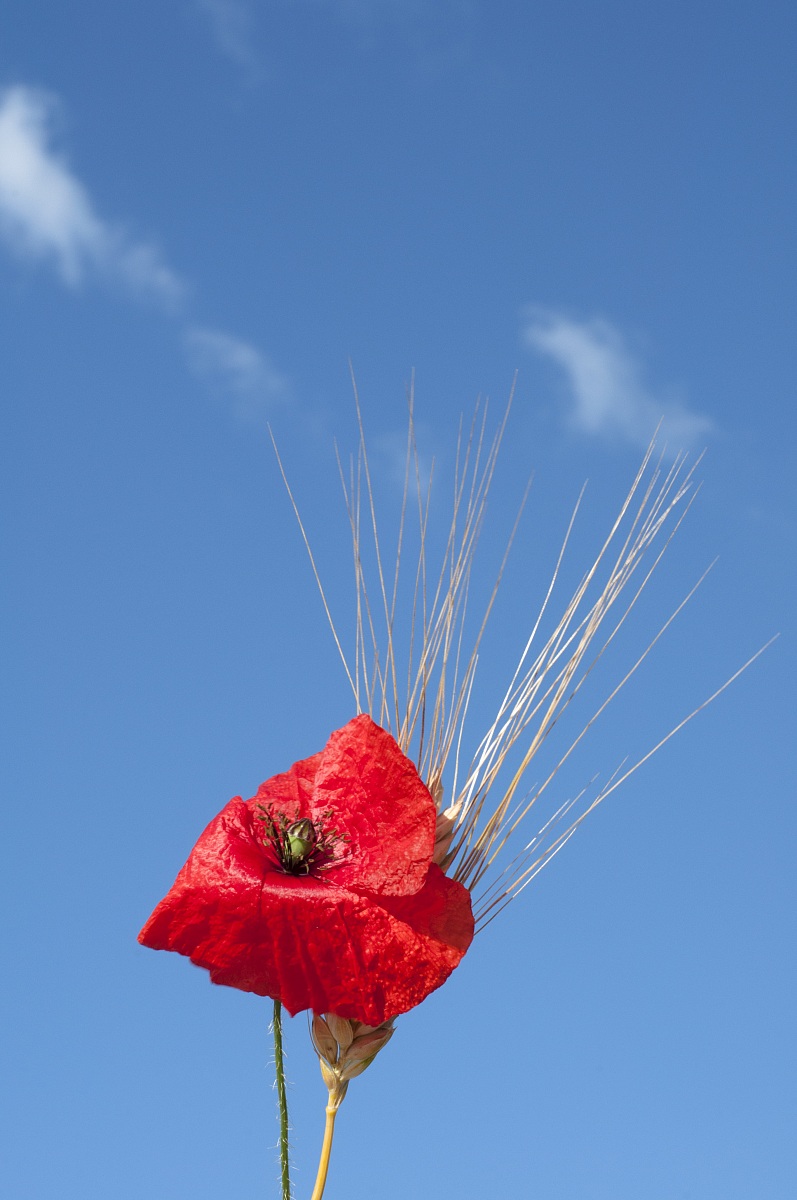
[309,1104,338,1200]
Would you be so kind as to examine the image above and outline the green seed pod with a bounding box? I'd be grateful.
[286,818,315,863]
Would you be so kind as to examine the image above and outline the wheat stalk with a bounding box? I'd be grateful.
[272,383,771,921]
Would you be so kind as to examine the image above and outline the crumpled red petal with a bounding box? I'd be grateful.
[252,715,436,896]
[139,716,474,1024]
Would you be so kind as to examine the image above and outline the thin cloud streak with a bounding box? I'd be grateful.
[371,429,433,497]
[0,85,184,306]
[196,0,258,70]
[184,326,290,421]
[523,308,713,450]
[0,84,291,419]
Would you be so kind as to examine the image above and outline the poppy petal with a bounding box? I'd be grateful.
[139,792,473,1025]
[249,750,322,823]
[306,714,437,897]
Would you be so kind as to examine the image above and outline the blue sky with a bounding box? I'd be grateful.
[1,3,795,1198]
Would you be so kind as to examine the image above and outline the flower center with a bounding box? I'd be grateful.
[256,807,346,876]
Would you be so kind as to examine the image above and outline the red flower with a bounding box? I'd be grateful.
[139,715,474,1025]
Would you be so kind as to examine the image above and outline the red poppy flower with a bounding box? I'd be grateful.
[139,714,474,1025]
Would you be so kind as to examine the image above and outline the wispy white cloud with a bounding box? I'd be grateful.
[184,326,289,420]
[0,85,184,305]
[195,0,471,74]
[371,428,433,496]
[523,308,713,450]
[0,85,292,421]
[196,0,258,70]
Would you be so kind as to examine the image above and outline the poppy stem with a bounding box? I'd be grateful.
[272,1000,292,1200]
[309,1103,338,1200]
